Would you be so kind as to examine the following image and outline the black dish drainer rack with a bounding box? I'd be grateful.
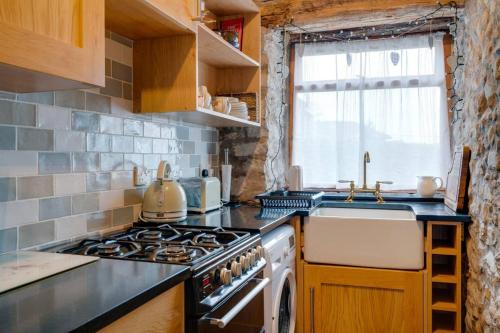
[255,190,324,209]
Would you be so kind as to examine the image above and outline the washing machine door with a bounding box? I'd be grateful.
[272,268,296,333]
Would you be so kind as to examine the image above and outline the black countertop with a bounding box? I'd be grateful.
[175,206,296,234]
[0,258,190,333]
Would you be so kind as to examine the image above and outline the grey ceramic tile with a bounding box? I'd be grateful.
[55,215,87,240]
[99,190,124,210]
[0,152,38,177]
[177,155,190,169]
[124,119,143,136]
[17,128,54,151]
[0,100,36,126]
[72,111,100,132]
[17,92,54,105]
[0,126,15,150]
[112,136,134,153]
[73,152,99,172]
[0,227,17,253]
[0,178,16,202]
[100,153,123,171]
[39,196,71,221]
[54,130,85,152]
[37,105,71,130]
[39,152,71,175]
[86,93,111,114]
[0,91,16,100]
[202,129,218,142]
[113,206,134,226]
[86,210,112,232]
[0,200,39,229]
[144,154,161,170]
[134,137,152,154]
[100,115,123,135]
[182,141,195,154]
[54,174,86,196]
[110,171,133,190]
[112,61,132,82]
[144,122,161,138]
[86,172,111,192]
[122,83,132,100]
[87,133,111,152]
[100,77,122,98]
[110,32,133,47]
[207,142,217,154]
[19,221,55,248]
[152,139,169,154]
[55,91,85,110]
[124,188,144,206]
[17,175,53,200]
[123,154,143,170]
[176,126,190,140]
[169,140,181,153]
[105,58,111,76]
[72,193,99,214]
[190,155,201,168]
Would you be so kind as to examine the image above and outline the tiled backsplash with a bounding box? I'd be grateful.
[0,33,219,253]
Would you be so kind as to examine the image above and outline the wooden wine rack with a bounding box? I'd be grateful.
[427,221,463,333]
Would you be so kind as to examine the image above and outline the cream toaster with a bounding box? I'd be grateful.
[179,177,221,213]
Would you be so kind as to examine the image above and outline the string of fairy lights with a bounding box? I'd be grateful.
[265,2,465,191]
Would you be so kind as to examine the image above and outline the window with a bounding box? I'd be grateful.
[292,34,450,190]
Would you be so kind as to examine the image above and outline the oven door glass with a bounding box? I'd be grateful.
[199,278,269,333]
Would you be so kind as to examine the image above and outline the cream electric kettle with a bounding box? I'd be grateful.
[140,161,187,223]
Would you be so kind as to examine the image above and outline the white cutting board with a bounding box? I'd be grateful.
[0,251,98,294]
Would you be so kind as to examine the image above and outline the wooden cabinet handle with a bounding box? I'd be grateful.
[310,287,315,333]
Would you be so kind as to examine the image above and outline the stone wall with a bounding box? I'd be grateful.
[450,0,499,331]
[219,28,289,202]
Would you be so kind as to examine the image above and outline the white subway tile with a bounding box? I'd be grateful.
[54,174,86,196]
[99,190,124,210]
[54,131,85,152]
[110,171,133,190]
[0,200,39,229]
[0,151,37,177]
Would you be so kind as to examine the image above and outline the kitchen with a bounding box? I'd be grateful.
[0,1,497,333]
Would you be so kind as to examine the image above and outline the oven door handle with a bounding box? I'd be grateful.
[205,277,270,329]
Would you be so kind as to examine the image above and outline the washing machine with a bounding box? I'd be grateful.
[262,225,296,333]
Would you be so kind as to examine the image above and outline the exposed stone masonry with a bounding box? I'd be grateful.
[450,0,499,331]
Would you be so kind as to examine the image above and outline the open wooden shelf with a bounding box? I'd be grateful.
[432,311,457,333]
[198,24,259,68]
[158,108,260,128]
[106,0,195,40]
[204,0,259,15]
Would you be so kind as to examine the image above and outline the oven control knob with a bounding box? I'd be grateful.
[255,246,265,260]
[248,250,256,267]
[220,268,232,285]
[231,260,242,277]
[241,255,250,271]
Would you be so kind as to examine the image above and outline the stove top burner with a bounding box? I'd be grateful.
[195,234,219,245]
[141,230,163,241]
[97,243,121,255]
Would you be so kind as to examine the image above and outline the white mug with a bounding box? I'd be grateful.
[416,176,443,197]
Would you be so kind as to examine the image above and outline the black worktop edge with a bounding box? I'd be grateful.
[72,263,191,333]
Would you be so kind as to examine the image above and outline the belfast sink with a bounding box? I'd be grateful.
[304,207,424,269]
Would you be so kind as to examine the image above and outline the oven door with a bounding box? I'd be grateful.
[198,277,270,333]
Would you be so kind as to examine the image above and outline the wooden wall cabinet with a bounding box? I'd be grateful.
[304,264,424,333]
[0,0,105,92]
[99,282,184,333]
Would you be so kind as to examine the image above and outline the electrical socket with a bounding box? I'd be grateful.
[133,166,149,186]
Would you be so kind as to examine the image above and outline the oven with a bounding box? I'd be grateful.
[186,236,268,333]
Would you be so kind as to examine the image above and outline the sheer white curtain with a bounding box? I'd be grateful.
[292,34,450,189]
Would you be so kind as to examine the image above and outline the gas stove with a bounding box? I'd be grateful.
[57,223,251,267]
[54,222,267,332]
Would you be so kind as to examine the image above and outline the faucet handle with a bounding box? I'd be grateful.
[376,181,393,185]
[338,180,354,183]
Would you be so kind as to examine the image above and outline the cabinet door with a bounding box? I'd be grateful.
[0,0,104,92]
[304,264,423,333]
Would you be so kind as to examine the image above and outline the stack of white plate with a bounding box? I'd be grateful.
[229,98,249,120]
